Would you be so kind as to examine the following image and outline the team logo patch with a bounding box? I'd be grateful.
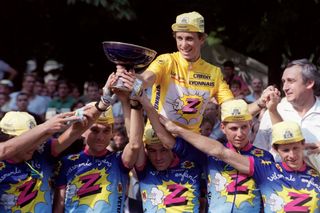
[283,130,293,139]
[0,161,5,170]
[251,149,264,157]
[182,161,194,169]
[68,154,80,161]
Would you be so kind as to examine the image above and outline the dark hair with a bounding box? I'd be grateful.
[223,60,235,69]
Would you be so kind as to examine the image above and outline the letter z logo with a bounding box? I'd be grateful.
[164,184,188,207]
[77,173,102,198]
[17,179,38,208]
[284,192,311,212]
[182,98,200,114]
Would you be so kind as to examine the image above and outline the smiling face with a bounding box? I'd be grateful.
[221,121,251,150]
[282,65,314,106]
[274,142,305,171]
[174,32,205,62]
[146,143,175,171]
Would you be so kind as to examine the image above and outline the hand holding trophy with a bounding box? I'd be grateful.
[102,41,157,92]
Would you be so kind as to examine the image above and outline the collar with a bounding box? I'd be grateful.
[177,52,202,69]
[281,97,320,114]
[281,161,306,172]
[84,145,109,157]
[226,141,252,152]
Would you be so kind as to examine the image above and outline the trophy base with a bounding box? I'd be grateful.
[111,85,131,92]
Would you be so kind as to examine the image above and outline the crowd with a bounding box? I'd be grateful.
[0,10,319,213]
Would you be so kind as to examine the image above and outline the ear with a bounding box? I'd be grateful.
[306,80,315,89]
[220,122,226,134]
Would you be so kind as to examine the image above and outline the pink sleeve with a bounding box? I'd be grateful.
[248,156,255,176]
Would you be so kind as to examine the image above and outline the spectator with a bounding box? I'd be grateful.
[80,81,100,103]
[223,60,250,96]
[245,77,264,103]
[9,73,49,118]
[45,78,58,98]
[0,59,18,80]
[230,79,245,99]
[48,79,76,112]
[204,101,226,142]
[254,59,320,172]
[109,126,128,151]
[16,92,44,124]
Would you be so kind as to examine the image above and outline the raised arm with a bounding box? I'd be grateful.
[0,111,80,160]
[135,91,176,149]
[248,85,280,117]
[121,101,146,168]
[159,115,251,175]
[54,73,117,155]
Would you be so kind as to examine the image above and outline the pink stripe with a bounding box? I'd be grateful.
[248,156,254,176]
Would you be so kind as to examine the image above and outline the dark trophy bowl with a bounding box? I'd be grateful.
[102,41,157,69]
[102,41,157,91]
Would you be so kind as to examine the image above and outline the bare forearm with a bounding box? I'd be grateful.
[142,100,176,149]
[122,108,144,168]
[175,126,250,174]
[0,124,51,160]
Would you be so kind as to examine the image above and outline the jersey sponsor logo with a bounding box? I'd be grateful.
[226,174,250,195]
[17,179,38,207]
[2,176,46,212]
[147,180,196,211]
[193,73,211,80]
[268,186,318,212]
[182,98,200,114]
[213,171,257,208]
[69,168,111,209]
[164,184,188,207]
[284,192,311,212]
[77,173,102,198]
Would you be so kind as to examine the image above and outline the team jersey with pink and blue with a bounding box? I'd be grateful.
[251,158,320,213]
[137,138,206,213]
[55,148,129,213]
[207,142,274,213]
[0,140,55,213]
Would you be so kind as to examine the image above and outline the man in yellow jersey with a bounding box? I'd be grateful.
[117,11,276,133]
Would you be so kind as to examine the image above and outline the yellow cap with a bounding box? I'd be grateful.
[87,102,114,125]
[0,111,37,136]
[171,11,205,33]
[221,99,252,122]
[143,124,161,145]
[272,121,304,145]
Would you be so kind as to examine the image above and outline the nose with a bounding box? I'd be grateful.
[282,81,289,92]
[236,128,243,137]
[287,150,295,159]
[155,151,162,161]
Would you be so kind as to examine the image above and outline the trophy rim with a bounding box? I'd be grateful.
[102,41,157,55]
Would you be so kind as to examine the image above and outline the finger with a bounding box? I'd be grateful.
[58,111,75,117]
[304,143,318,150]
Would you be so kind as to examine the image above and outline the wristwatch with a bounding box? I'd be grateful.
[95,100,109,112]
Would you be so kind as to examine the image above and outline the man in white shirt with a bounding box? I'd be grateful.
[254,58,320,172]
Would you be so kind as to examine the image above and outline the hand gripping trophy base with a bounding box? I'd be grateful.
[102,41,157,92]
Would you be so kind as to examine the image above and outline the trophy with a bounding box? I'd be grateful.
[102,41,157,91]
